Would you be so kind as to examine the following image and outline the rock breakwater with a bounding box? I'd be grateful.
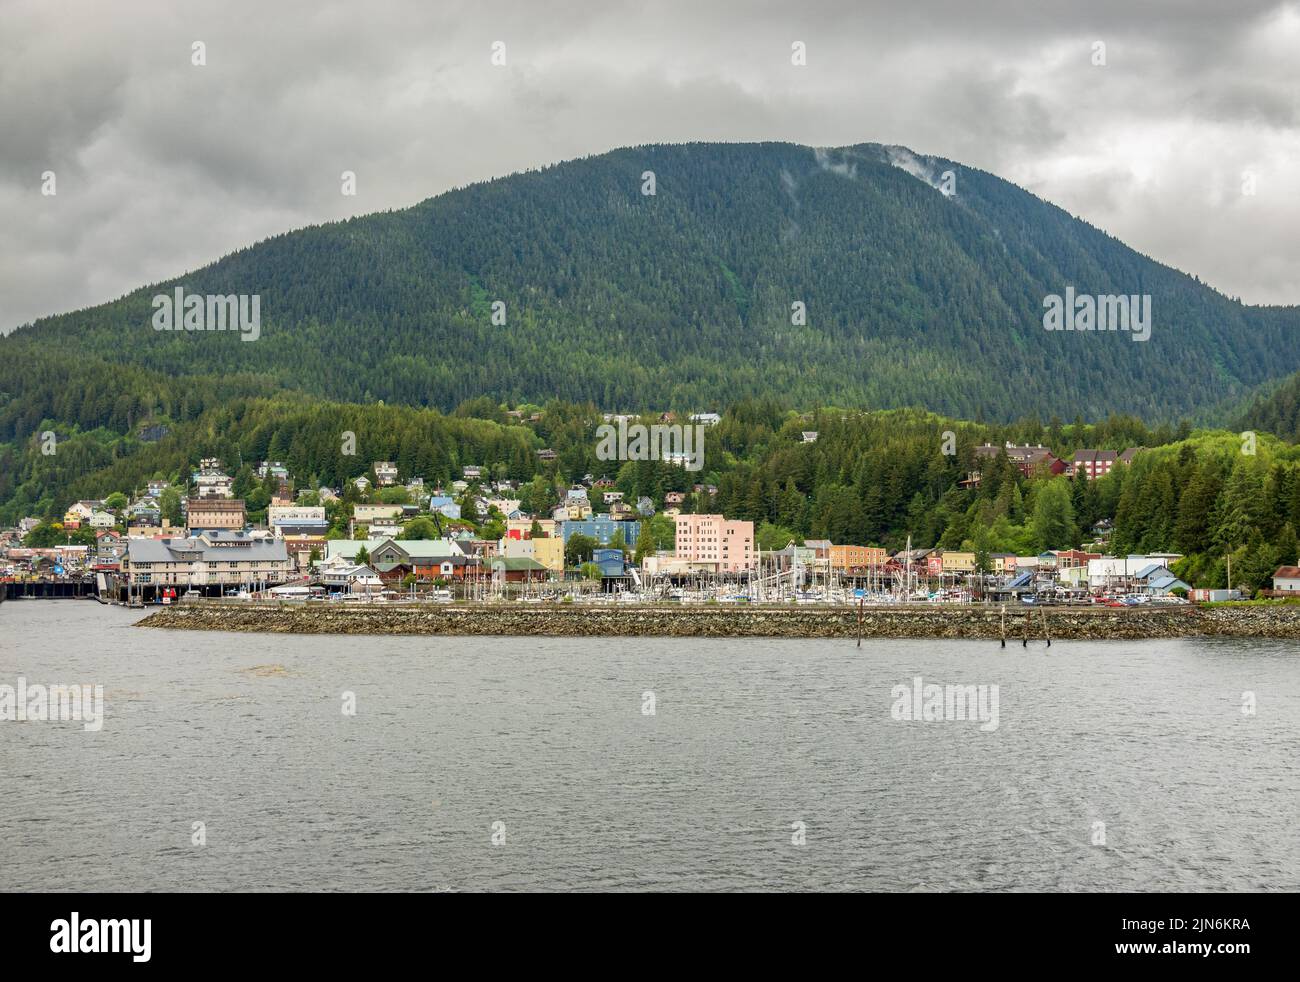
[133,602,1300,640]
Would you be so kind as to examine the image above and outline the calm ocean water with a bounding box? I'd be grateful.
[2,600,1297,892]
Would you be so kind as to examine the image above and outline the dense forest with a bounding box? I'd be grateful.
[3,141,1299,421]
[1240,368,1300,443]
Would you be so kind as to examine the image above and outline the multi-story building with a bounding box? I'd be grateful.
[282,534,328,572]
[486,497,521,516]
[1052,549,1102,569]
[268,505,328,537]
[940,551,976,574]
[505,517,557,540]
[185,498,246,533]
[374,461,399,486]
[352,504,404,525]
[829,544,889,571]
[192,460,233,499]
[674,515,755,572]
[560,516,642,548]
[123,532,290,589]
[1070,449,1119,480]
[532,535,565,573]
[924,551,977,576]
[63,501,101,527]
[974,442,1067,478]
[591,547,628,578]
[552,499,593,521]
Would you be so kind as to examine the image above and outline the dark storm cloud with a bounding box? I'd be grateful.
[2,0,1298,332]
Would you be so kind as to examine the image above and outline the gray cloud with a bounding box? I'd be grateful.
[3,0,1299,332]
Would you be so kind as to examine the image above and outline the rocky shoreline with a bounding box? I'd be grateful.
[134,602,1300,640]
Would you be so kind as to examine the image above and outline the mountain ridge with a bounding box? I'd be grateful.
[4,140,1299,422]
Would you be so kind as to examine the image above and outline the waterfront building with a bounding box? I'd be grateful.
[532,535,565,573]
[591,547,628,579]
[1133,565,1191,596]
[1272,566,1300,592]
[123,532,290,589]
[486,557,549,582]
[325,538,391,562]
[829,544,889,572]
[369,538,464,565]
[674,514,755,572]
[320,564,383,594]
[282,534,328,571]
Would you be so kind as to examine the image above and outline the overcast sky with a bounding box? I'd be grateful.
[3,0,1299,332]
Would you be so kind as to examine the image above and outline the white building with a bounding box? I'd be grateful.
[1087,556,1181,591]
[320,564,383,594]
[195,472,233,498]
[1272,567,1300,592]
[268,505,328,536]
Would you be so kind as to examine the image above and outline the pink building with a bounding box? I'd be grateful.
[674,514,756,572]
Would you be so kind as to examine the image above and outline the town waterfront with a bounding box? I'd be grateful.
[3,601,1297,891]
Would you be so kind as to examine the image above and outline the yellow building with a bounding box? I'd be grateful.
[940,551,976,573]
[532,536,565,573]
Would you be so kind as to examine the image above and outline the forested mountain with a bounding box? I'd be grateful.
[1240,370,1300,442]
[4,141,1299,422]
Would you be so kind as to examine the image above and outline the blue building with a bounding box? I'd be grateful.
[592,547,628,578]
[560,516,641,547]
